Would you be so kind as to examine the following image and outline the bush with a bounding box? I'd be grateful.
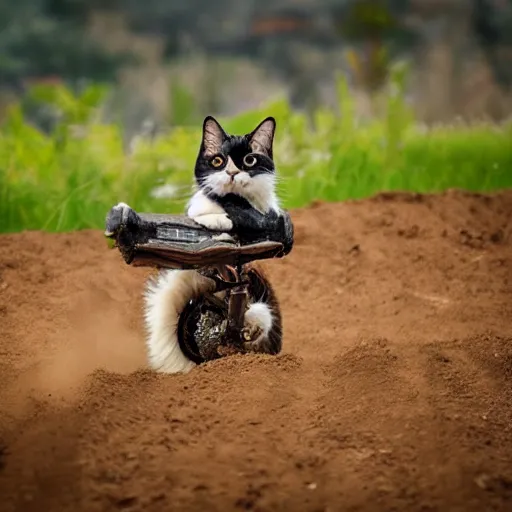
[1,69,511,233]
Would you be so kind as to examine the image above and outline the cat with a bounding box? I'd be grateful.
[187,115,280,233]
[113,116,286,373]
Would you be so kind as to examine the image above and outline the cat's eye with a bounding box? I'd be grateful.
[210,156,225,168]
[243,154,257,168]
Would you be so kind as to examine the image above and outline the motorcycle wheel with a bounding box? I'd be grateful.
[177,266,278,363]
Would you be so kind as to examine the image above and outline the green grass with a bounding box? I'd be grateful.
[1,72,511,234]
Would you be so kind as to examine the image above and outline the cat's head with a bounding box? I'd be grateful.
[194,116,277,211]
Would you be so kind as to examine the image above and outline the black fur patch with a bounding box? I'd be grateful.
[208,193,293,255]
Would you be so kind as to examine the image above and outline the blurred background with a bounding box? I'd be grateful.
[2,0,512,137]
[1,0,511,233]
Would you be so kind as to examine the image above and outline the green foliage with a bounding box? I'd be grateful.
[168,79,200,127]
[1,74,511,234]
[0,0,133,87]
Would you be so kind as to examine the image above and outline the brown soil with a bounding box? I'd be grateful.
[1,190,512,512]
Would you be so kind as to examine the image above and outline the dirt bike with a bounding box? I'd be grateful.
[104,204,294,363]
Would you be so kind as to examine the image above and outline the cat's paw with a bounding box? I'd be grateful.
[242,322,263,342]
[105,202,137,237]
[241,302,273,353]
[192,213,233,232]
[242,324,264,353]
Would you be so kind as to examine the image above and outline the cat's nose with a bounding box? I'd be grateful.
[225,168,240,177]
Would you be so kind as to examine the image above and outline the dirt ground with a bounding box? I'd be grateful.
[1,189,512,512]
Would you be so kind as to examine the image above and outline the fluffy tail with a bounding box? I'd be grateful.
[143,269,215,374]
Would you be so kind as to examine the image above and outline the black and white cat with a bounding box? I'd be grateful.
[117,116,285,373]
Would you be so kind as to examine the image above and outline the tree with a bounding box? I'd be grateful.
[0,0,134,91]
[472,0,512,88]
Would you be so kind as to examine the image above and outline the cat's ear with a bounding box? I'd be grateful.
[202,116,227,157]
[248,117,276,158]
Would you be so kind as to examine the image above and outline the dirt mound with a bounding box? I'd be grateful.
[1,189,512,511]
